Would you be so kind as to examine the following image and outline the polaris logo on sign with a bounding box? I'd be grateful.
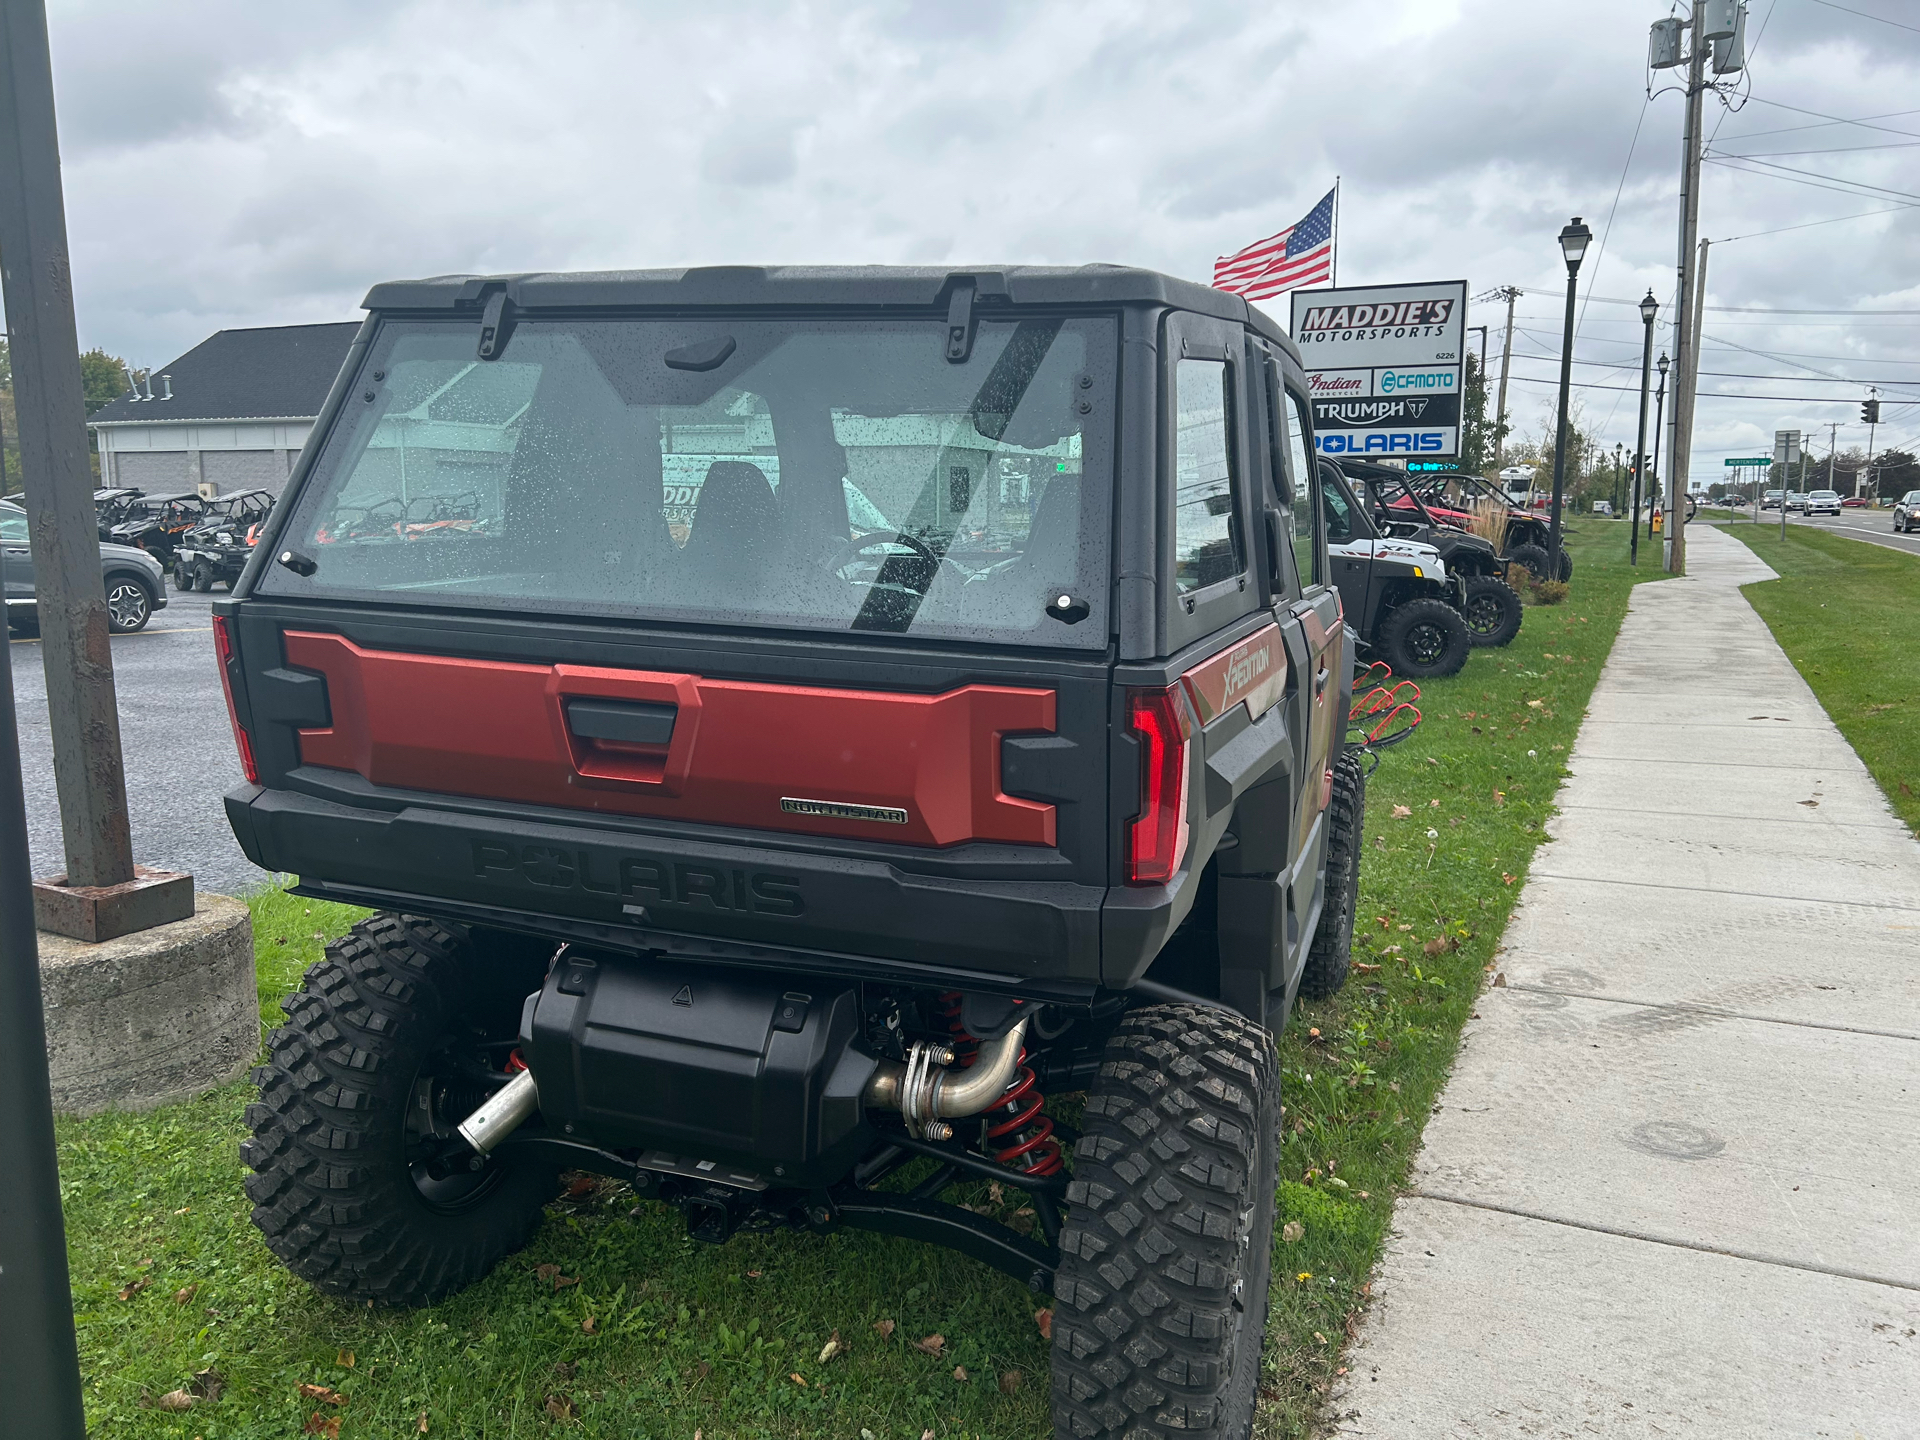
[780,796,909,825]
[1316,429,1455,455]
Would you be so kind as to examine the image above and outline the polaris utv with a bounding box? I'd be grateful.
[173,489,275,591]
[108,491,209,567]
[218,265,1371,1439]
[1403,468,1571,582]
[1336,459,1523,648]
[1317,459,1470,679]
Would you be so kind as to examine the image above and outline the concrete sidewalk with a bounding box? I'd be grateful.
[1328,525,1920,1438]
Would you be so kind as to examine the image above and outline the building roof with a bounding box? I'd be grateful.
[361,265,1297,354]
[88,321,361,427]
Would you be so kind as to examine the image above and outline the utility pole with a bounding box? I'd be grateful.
[0,4,103,1428]
[1492,285,1520,468]
[1665,4,1707,576]
[1863,388,1879,501]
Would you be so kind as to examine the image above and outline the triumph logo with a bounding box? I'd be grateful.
[1319,398,1430,424]
[780,796,909,825]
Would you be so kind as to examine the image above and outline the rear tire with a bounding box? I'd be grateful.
[192,563,214,593]
[1052,1003,1278,1440]
[1379,596,1469,679]
[1506,543,1550,581]
[242,913,559,1307]
[171,564,192,592]
[1299,749,1364,1001]
[1555,548,1575,582]
[1460,575,1522,647]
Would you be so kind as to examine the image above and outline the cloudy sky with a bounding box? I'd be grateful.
[31,0,1920,485]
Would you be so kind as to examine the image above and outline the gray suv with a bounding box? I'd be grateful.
[2,499,169,635]
[1895,491,1920,534]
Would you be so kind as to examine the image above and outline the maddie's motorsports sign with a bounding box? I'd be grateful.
[1290,280,1468,459]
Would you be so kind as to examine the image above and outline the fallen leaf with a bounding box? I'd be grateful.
[999,1370,1022,1395]
[117,1276,152,1301]
[1493,973,1508,988]
[173,1284,198,1306]
[746,1269,763,1279]
[914,1333,946,1356]
[1423,938,1446,957]
[1428,799,1441,808]
[535,1263,562,1284]
[298,1384,346,1405]
[1034,1308,1053,1340]
[190,1368,225,1402]
[553,1361,578,1381]
[552,1274,580,1291]
[790,1372,808,1387]
[1353,962,1381,974]
[922,1431,936,1440]
[1501,873,1517,886]
[953,1365,970,1382]
[872,1318,896,1339]
[1391,804,1412,819]
[819,1332,846,1363]
[1799,799,1820,808]
[567,1175,597,1197]
[336,1349,355,1369]
[1397,923,1413,932]
[1493,790,1506,806]
[582,1315,597,1335]
[301,1416,341,1439]
[1281,1220,1305,1243]
[172,1205,190,1215]
[544,1392,575,1420]
[694,1362,712,1380]
[1314,1331,1328,1345]
[417,1412,430,1433]
[1307,1026,1321,1039]
[1526,699,1544,709]
[155,1390,196,1412]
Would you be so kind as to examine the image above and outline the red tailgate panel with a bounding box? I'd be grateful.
[282,631,1057,848]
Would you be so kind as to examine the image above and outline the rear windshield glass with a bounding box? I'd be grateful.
[259,315,1116,648]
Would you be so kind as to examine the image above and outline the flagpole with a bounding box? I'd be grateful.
[1330,176,1340,287]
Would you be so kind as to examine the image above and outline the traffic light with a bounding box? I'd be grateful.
[1862,399,1880,425]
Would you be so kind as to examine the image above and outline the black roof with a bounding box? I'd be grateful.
[89,322,360,427]
[361,265,1296,355]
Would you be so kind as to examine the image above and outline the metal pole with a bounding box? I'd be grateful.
[1631,306,1656,568]
[1493,286,1518,468]
[1666,2,1707,575]
[0,0,134,888]
[1650,362,1667,546]
[1548,255,1578,574]
[1864,394,1878,504]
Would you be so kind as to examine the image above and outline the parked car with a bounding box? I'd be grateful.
[1896,490,1920,532]
[224,263,1397,1439]
[1761,490,1783,510]
[1785,492,1807,512]
[1805,489,1842,517]
[1,498,168,634]
[1841,495,1869,508]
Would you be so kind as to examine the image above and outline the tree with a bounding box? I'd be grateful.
[1871,450,1918,501]
[1458,351,1498,476]
[0,338,133,485]
[79,348,130,418]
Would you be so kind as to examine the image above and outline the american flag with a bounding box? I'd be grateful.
[1212,185,1337,301]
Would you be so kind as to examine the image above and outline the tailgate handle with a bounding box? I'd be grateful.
[567,698,677,747]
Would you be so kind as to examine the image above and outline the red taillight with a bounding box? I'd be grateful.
[212,615,258,784]
[1126,687,1194,886]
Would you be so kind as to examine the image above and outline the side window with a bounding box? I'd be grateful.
[1322,479,1354,545]
[1173,358,1245,594]
[1285,391,1323,585]
[0,511,27,543]
[1259,360,1303,602]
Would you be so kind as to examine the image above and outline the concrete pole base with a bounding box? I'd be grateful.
[37,892,257,1115]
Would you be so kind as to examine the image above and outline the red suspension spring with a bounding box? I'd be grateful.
[984,1050,1064,1177]
[935,991,979,1068]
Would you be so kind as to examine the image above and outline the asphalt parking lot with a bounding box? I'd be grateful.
[8,587,268,898]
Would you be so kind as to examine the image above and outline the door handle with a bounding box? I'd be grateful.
[1314,667,1330,697]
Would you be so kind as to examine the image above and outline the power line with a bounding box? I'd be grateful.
[1504,285,1920,314]
[1504,373,1902,402]
[1705,153,1920,206]
[1710,139,1920,157]
[1806,0,1920,35]
[1575,93,1651,344]
[1738,93,1920,138]
[1506,351,1920,388]
[1714,205,1913,242]
[1714,107,1920,143]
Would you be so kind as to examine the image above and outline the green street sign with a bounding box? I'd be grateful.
[1724,456,1771,467]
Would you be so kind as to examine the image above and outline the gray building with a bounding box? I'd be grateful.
[88,322,358,497]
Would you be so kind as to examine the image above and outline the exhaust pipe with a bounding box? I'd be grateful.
[457,1068,540,1154]
[864,1017,1029,1138]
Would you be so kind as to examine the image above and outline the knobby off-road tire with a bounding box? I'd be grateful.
[1505,542,1550,582]
[1298,748,1365,1001]
[1460,574,1523,648]
[1051,1004,1279,1440]
[1379,596,1469,679]
[242,913,559,1306]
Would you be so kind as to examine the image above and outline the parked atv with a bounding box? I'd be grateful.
[171,489,275,591]
[107,492,209,568]
[1404,468,1572,582]
[1337,459,1523,648]
[1318,459,1471,678]
[219,264,1400,1439]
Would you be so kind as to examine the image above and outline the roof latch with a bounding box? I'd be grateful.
[476,289,515,361]
[944,279,977,364]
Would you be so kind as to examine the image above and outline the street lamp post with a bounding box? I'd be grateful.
[1547,217,1592,580]
[1649,353,1669,546]
[1630,290,1658,568]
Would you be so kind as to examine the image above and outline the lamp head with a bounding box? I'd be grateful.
[1639,289,1659,325]
[1559,216,1594,270]
[1657,352,1670,376]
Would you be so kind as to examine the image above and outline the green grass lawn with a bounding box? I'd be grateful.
[56,519,1664,1438]
[1716,522,1920,836]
